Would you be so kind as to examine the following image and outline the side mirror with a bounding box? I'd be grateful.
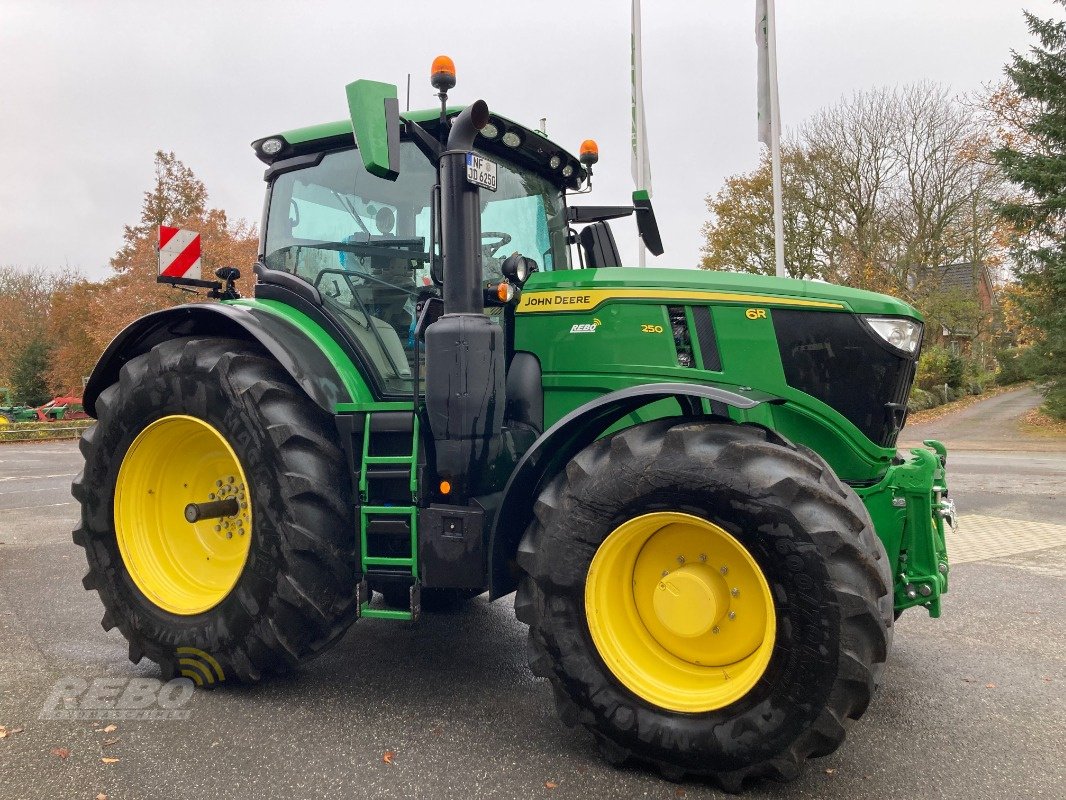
[632,190,664,256]
[346,79,401,181]
[578,222,622,268]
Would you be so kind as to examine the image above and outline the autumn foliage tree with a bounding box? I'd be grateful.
[89,151,258,356]
[0,151,258,398]
[700,83,1013,346]
[0,266,80,398]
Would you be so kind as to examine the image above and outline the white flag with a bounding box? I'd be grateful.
[756,0,771,146]
[631,0,652,195]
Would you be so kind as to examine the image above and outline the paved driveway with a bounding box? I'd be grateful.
[0,432,1063,799]
[901,384,1054,451]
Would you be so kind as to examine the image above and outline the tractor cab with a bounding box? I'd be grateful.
[254,109,578,393]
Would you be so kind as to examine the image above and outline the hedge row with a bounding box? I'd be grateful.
[0,418,93,442]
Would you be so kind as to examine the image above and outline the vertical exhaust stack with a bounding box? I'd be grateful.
[424,100,505,497]
[440,101,490,313]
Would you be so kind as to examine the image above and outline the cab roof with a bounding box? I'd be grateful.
[253,106,587,190]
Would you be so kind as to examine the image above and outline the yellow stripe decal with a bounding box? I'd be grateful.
[515,288,845,313]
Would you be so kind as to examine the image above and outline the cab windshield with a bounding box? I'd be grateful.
[263,141,568,393]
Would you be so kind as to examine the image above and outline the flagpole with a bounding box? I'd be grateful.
[632,0,650,267]
[766,0,786,278]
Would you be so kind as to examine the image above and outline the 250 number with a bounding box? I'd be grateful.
[640,324,664,334]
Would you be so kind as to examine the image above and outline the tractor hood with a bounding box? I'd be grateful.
[516,268,921,320]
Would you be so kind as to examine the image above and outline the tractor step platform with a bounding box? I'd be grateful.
[336,402,421,621]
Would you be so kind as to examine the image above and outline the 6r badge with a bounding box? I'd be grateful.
[745,308,768,319]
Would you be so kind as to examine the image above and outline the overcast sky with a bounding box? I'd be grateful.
[0,0,1056,280]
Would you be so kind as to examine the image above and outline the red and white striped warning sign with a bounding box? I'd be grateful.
[158,226,201,280]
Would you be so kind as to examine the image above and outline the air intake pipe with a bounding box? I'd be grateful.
[424,100,505,497]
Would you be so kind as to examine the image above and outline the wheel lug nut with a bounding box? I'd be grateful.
[226,531,232,539]
[728,611,736,620]
[698,553,707,562]
[214,525,221,532]
[677,555,685,565]
[661,569,669,577]
[720,566,729,576]
[215,480,223,487]
[731,588,739,597]
[712,626,720,635]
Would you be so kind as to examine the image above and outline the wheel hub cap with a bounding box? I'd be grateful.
[114,415,252,616]
[653,565,724,638]
[585,512,776,713]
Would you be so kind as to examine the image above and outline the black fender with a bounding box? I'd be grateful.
[487,382,780,599]
[83,303,354,418]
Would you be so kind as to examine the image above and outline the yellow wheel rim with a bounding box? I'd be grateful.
[585,512,776,713]
[114,415,252,616]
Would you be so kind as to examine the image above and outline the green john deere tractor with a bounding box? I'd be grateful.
[0,387,37,424]
[73,60,953,787]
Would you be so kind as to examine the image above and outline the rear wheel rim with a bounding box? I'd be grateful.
[114,415,252,616]
[585,512,775,713]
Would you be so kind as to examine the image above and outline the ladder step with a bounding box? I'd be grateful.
[363,455,415,464]
[363,555,414,566]
[360,604,414,621]
[362,505,417,515]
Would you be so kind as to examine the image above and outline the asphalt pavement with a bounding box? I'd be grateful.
[0,405,1063,799]
[900,384,1057,451]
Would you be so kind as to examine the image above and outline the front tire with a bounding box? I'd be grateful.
[73,337,360,683]
[514,419,892,789]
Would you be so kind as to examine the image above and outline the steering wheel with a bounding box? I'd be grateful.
[481,231,512,258]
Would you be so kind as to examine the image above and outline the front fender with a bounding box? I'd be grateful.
[84,302,371,417]
[487,382,779,599]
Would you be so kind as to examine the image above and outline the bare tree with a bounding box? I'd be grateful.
[701,82,1011,320]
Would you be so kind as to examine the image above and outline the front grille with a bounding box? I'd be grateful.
[668,306,696,368]
[690,306,722,371]
[772,309,917,447]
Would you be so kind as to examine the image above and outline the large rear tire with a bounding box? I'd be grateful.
[73,337,360,683]
[514,419,892,789]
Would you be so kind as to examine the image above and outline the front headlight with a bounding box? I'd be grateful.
[863,316,922,355]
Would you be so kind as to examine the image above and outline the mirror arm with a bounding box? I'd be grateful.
[567,206,635,224]
[406,119,442,163]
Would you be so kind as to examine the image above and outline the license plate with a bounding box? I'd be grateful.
[466,153,497,191]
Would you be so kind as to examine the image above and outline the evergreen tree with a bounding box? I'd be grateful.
[995,2,1066,417]
[11,339,52,407]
